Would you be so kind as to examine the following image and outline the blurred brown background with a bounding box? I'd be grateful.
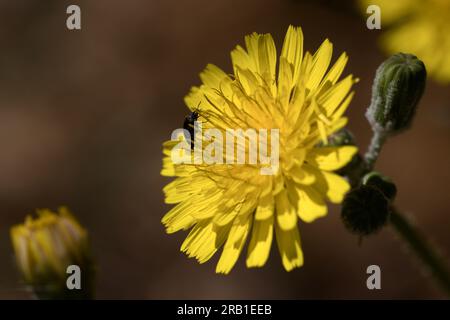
[0,0,449,299]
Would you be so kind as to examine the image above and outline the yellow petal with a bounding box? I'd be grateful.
[244,33,261,71]
[163,178,190,204]
[235,67,260,96]
[161,156,175,177]
[184,86,204,111]
[200,64,228,88]
[246,215,274,268]
[317,52,348,94]
[162,201,196,234]
[231,45,254,74]
[307,146,358,171]
[277,57,294,108]
[213,203,240,227]
[200,64,233,98]
[318,75,355,116]
[288,163,316,185]
[216,213,252,274]
[331,91,354,121]
[297,186,328,223]
[280,25,303,82]
[257,33,277,84]
[255,193,274,220]
[272,173,285,195]
[306,39,333,92]
[275,189,297,230]
[313,168,351,203]
[181,220,230,264]
[11,227,33,280]
[275,223,303,271]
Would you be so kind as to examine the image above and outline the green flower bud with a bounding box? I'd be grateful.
[341,185,390,236]
[366,53,426,135]
[10,207,95,299]
[362,171,397,201]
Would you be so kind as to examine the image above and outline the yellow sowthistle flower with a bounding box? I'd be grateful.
[161,26,358,274]
[10,207,94,298]
[359,0,450,84]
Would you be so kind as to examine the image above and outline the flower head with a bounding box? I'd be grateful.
[162,26,358,273]
[360,0,450,84]
[10,207,94,299]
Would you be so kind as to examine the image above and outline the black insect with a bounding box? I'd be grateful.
[183,110,199,149]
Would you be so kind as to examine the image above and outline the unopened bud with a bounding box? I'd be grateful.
[341,185,390,236]
[10,207,95,299]
[362,171,397,201]
[366,53,426,135]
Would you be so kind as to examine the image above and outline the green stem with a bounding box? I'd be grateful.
[364,130,388,171]
[358,129,450,295]
[390,207,450,296]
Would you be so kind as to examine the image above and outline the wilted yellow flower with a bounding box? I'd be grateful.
[359,0,450,84]
[10,207,94,299]
[162,26,358,274]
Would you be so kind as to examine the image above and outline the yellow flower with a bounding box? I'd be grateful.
[359,0,450,84]
[161,26,358,274]
[10,207,94,298]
